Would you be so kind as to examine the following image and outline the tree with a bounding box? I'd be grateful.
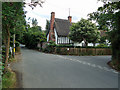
[88,1,120,64]
[69,18,100,46]
[2,0,44,72]
[23,25,46,49]
[34,31,46,50]
[45,20,50,34]
[25,0,45,9]
[32,18,38,27]
[2,2,25,71]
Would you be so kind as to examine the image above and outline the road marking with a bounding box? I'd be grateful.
[42,53,118,74]
[54,55,118,74]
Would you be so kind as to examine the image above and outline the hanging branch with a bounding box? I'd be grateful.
[25,0,45,9]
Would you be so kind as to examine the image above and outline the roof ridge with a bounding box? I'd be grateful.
[55,18,69,21]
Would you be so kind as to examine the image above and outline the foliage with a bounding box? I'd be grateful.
[88,1,120,63]
[69,18,100,46]
[10,41,20,47]
[48,40,56,46]
[2,1,44,87]
[25,0,44,9]
[43,45,55,53]
[45,20,50,34]
[0,44,1,79]
[23,25,46,49]
[2,2,26,71]
[32,18,38,27]
[2,70,16,88]
[96,44,108,47]
[43,41,56,53]
[56,44,73,47]
[99,36,107,44]
[56,47,61,54]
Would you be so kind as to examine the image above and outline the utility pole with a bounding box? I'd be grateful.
[13,33,15,58]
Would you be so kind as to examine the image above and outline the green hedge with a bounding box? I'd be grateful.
[56,45,111,48]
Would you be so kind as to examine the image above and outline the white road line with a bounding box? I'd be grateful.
[91,64,96,67]
[55,55,118,74]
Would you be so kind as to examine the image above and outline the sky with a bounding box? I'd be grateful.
[24,0,104,30]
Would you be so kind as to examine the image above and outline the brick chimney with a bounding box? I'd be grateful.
[50,12,55,30]
[49,12,55,42]
[68,16,72,23]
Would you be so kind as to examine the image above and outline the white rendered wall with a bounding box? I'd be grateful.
[54,28,58,44]
[47,34,49,42]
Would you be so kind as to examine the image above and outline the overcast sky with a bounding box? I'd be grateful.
[24,0,104,30]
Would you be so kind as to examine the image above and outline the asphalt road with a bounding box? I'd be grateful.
[21,47,118,88]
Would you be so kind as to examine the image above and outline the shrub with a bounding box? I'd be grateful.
[56,47,61,54]
[43,41,56,53]
[96,44,108,48]
[62,48,68,55]
[48,40,56,46]
[56,44,74,48]
[43,45,55,53]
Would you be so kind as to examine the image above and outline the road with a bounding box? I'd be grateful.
[20,47,118,88]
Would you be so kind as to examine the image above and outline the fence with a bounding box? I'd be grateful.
[55,47,112,55]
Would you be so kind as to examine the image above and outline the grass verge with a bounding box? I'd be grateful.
[2,68,16,88]
[8,57,16,63]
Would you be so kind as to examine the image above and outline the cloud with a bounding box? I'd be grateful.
[24,0,103,30]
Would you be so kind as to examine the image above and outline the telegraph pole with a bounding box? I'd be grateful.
[13,33,15,58]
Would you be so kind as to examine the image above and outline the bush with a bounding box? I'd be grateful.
[43,45,55,53]
[56,44,74,48]
[56,47,61,54]
[48,41,56,46]
[43,41,56,53]
[61,48,68,55]
[96,44,108,47]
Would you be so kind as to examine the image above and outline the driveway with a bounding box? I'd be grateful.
[20,47,118,88]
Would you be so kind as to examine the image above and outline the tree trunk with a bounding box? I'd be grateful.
[111,14,120,64]
[4,27,10,72]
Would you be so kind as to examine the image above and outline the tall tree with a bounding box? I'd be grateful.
[2,0,44,72]
[2,2,25,71]
[88,1,120,64]
[45,19,50,34]
[23,27,46,49]
[69,18,99,46]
